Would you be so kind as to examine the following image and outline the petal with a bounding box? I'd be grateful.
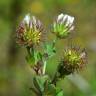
[32,16,37,25]
[69,17,74,27]
[80,52,86,59]
[69,26,74,31]
[65,15,74,27]
[57,13,64,23]
[24,14,30,25]
[62,14,68,23]
[65,16,70,26]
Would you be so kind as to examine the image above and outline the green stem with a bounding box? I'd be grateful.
[43,60,47,75]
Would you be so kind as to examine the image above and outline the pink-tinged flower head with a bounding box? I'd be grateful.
[16,14,44,47]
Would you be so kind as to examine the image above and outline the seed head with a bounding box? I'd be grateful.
[58,47,87,77]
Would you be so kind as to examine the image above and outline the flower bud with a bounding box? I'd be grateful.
[16,14,44,47]
[58,47,87,77]
[53,13,74,38]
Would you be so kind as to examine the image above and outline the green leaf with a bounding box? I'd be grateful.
[56,91,64,96]
[44,83,56,96]
[33,77,42,94]
[26,46,35,66]
[26,54,35,66]
[33,75,49,94]
[37,52,43,61]
[44,41,56,58]
[56,88,64,96]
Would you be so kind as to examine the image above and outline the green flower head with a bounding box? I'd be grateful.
[16,14,44,47]
[58,47,87,77]
[53,13,74,39]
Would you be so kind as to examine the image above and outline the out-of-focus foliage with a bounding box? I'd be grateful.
[0,0,96,96]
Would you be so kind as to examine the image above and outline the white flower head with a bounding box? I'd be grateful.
[57,13,75,29]
[53,13,75,38]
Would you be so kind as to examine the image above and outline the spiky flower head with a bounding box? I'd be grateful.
[58,47,87,77]
[16,14,44,47]
[53,13,74,39]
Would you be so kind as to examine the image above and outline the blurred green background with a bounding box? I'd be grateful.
[0,0,96,96]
